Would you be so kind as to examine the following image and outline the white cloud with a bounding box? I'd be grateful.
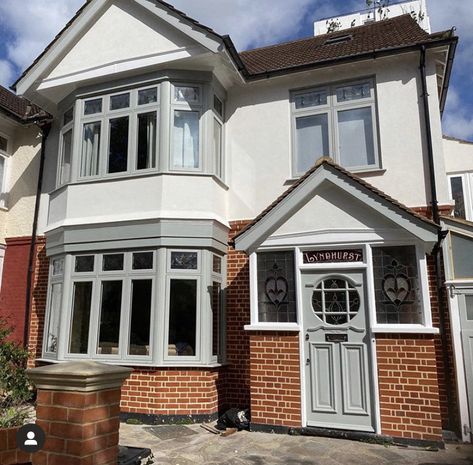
[0,60,15,88]
[0,0,84,71]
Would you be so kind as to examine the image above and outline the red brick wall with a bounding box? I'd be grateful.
[225,221,252,409]
[28,237,48,365]
[376,335,443,441]
[121,368,224,416]
[0,237,32,344]
[249,332,301,428]
[0,427,32,465]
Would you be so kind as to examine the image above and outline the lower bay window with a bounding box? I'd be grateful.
[43,249,225,365]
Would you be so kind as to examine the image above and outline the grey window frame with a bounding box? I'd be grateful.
[291,77,380,176]
[448,173,473,221]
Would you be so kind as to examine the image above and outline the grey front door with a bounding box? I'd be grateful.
[459,294,473,440]
[302,270,374,432]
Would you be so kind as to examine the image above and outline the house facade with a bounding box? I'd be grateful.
[0,86,50,344]
[8,0,466,445]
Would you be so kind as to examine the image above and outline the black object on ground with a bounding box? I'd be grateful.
[118,446,153,465]
[216,408,250,431]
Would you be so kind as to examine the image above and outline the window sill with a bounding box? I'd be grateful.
[37,357,227,368]
[371,325,439,335]
[244,324,300,332]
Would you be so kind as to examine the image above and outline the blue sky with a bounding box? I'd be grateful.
[0,0,471,140]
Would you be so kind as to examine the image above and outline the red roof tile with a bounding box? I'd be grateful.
[0,85,47,123]
[240,15,453,76]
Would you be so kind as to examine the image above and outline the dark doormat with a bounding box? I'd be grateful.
[145,425,198,440]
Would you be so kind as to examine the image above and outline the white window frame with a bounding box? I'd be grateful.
[247,243,436,334]
[448,173,473,222]
[57,107,74,187]
[212,94,225,180]
[0,133,10,209]
[170,83,203,172]
[291,77,380,176]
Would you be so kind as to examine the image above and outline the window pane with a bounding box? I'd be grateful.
[63,108,74,126]
[132,252,153,270]
[108,117,129,173]
[52,258,65,276]
[168,279,197,356]
[213,119,222,177]
[173,111,199,169]
[0,136,7,152]
[75,255,94,272]
[110,93,130,111]
[373,246,423,324]
[60,129,72,185]
[336,82,371,102]
[213,255,222,274]
[97,281,122,355]
[257,251,297,323]
[46,283,62,353]
[451,233,473,279]
[451,177,466,219]
[214,95,223,118]
[296,114,329,173]
[69,282,93,354]
[338,107,375,168]
[129,280,152,356]
[137,112,157,170]
[138,88,158,105]
[81,122,101,177]
[102,254,124,271]
[466,296,473,321]
[170,251,198,270]
[212,282,222,357]
[0,157,5,193]
[84,98,102,115]
[175,86,200,103]
[295,89,328,109]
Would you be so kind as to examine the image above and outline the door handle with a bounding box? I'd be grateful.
[306,358,310,366]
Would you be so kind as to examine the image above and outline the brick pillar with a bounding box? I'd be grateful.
[28,361,132,465]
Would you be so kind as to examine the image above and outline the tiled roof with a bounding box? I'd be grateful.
[232,157,439,243]
[443,135,473,145]
[0,85,47,123]
[240,14,453,76]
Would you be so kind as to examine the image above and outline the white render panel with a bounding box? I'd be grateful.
[47,0,202,82]
[46,174,228,230]
[226,53,450,221]
[271,181,407,238]
[444,138,473,174]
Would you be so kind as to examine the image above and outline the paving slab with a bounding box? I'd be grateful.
[120,423,473,465]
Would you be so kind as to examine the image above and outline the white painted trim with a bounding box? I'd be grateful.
[371,325,439,334]
[38,47,206,90]
[249,253,259,325]
[244,324,300,332]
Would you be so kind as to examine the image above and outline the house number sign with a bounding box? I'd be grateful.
[303,249,363,264]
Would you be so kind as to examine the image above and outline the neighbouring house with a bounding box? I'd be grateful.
[7,0,470,446]
[0,86,50,344]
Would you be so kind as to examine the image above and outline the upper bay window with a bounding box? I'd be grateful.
[292,79,379,175]
[449,173,473,221]
[58,79,225,187]
[0,134,9,207]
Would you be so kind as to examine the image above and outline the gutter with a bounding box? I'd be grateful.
[23,119,52,348]
[419,45,455,432]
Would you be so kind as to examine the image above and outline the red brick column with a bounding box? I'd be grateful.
[0,427,32,465]
[28,361,132,465]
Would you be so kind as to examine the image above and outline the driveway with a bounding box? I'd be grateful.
[120,423,473,465]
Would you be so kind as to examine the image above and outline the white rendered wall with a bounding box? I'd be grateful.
[225,52,450,221]
[443,137,473,175]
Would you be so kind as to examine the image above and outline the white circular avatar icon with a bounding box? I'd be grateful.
[24,431,38,446]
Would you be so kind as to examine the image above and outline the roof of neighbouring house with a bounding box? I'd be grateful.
[0,85,49,123]
[232,157,439,245]
[239,14,455,77]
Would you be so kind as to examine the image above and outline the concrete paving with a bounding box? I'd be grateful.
[120,423,473,465]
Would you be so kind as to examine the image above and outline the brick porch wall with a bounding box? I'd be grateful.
[0,236,32,344]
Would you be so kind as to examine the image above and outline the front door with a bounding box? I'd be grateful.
[302,270,375,432]
[459,294,473,440]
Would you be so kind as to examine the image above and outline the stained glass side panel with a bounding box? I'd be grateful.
[372,246,423,324]
[257,251,297,323]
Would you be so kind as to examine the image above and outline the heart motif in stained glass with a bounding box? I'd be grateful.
[382,274,410,306]
[265,277,288,305]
